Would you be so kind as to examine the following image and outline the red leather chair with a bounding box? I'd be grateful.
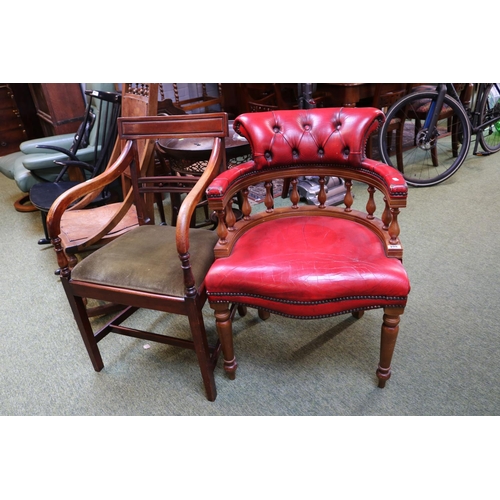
[205,107,410,389]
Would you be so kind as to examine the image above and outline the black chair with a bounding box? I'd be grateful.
[29,89,122,244]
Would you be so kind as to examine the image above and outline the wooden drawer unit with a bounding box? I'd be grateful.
[28,83,86,136]
[0,83,28,155]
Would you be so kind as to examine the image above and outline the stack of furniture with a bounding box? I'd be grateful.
[0,84,28,155]
[0,83,115,210]
[27,84,87,136]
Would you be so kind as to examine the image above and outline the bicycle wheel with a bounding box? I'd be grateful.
[479,83,500,153]
[379,90,471,187]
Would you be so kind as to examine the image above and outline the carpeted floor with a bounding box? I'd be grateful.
[2,125,499,500]
[1,140,500,417]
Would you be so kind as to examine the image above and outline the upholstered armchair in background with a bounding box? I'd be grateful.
[0,83,116,211]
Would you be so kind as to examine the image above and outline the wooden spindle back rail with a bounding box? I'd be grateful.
[211,173,403,260]
[205,107,408,261]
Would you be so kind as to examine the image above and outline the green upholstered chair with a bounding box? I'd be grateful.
[0,83,116,211]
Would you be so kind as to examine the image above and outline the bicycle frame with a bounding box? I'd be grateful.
[422,83,448,135]
[424,83,500,154]
[379,82,500,186]
[472,83,500,132]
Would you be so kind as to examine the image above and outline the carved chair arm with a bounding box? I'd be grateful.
[207,162,407,261]
[176,137,224,256]
[206,157,407,210]
[20,134,74,155]
[47,140,135,246]
[21,145,94,173]
[53,159,95,183]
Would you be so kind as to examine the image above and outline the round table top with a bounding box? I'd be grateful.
[157,121,251,174]
[158,121,249,157]
[160,133,248,152]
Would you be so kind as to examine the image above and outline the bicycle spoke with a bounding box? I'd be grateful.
[479,83,500,154]
[379,90,470,187]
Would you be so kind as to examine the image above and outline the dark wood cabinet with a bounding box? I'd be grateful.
[0,83,29,155]
[28,83,86,136]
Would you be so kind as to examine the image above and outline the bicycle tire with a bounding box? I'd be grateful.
[379,90,471,187]
[478,83,500,154]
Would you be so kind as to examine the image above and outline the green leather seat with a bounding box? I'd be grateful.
[0,83,116,195]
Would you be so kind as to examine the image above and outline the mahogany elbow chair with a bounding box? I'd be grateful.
[204,107,411,390]
[47,113,229,401]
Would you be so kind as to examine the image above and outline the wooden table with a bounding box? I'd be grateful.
[317,83,377,107]
[156,121,251,224]
[157,121,251,175]
[317,83,424,108]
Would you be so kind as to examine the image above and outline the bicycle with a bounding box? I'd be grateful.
[378,83,500,187]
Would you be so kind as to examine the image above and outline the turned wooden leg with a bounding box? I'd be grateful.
[376,306,404,388]
[258,308,270,320]
[187,303,217,402]
[61,279,104,372]
[237,305,247,317]
[211,302,238,380]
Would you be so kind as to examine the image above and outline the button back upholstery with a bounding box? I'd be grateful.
[204,107,410,390]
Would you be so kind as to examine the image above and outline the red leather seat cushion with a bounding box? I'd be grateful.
[206,217,410,318]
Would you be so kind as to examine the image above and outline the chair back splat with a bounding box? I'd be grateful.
[204,107,411,390]
[47,113,229,401]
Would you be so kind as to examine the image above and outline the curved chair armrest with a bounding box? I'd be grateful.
[207,157,407,209]
[206,160,255,205]
[21,145,97,172]
[357,158,408,204]
[176,136,224,256]
[54,159,92,169]
[53,159,94,183]
[20,134,75,154]
[175,136,225,295]
[47,140,135,249]
[36,144,79,161]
